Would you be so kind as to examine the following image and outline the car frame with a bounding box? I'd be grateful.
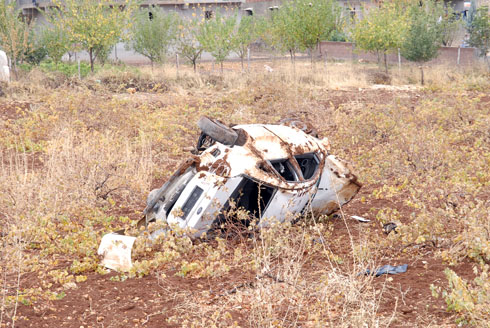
[98,117,361,270]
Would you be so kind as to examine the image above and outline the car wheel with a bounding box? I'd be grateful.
[197,116,238,146]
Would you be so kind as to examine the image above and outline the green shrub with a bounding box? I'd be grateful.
[39,60,92,78]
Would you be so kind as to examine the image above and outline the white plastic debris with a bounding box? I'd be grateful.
[351,215,370,223]
[0,51,10,82]
[264,65,273,73]
[97,233,137,271]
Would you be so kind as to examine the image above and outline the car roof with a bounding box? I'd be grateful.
[197,124,328,190]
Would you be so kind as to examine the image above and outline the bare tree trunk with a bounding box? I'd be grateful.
[11,61,18,81]
[220,61,223,74]
[8,53,18,80]
[89,48,94,73]
[241,56,244,71]
[192,59,197,73]
[419,65,424,85]
[384,52,388,73]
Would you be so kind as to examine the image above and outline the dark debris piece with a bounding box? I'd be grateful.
[383,222,398,235]
[365,264,408,277]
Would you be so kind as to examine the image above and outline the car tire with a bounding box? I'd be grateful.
[197,116,238,146]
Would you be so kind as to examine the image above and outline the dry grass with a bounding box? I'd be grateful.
[0,59,489,327]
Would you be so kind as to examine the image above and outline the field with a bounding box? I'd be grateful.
[0,60,489,328]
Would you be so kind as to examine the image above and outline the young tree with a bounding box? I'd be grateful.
[263,5,301,63]
[196,10,237,73]
[0,1,33,78]
[129,8,179,68]
[401,0,445,84]
[467,7,490,69]
[440,7,462,47]
[351,2,407,73]
[232,16,258,70]
[176,19,203,72]
[294,0,342,63]
[45,0,137,72]
[37,25,71,65]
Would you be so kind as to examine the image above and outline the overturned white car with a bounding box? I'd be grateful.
[98,117,361,270]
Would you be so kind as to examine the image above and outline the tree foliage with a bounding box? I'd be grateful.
[196,10,237,72]
[45,0,137,72]
[294,0,342,58]
[36,24,71,64]
[262,0,342,62]
[401,1,444,63]
[351,2,407,72]
[401,0,445,84]
[0,1,33,76]
[232,16,258,69]
[175,18,203,72]
[264,6,301,60]
[129,8,179,67]
[467,6,490,67]
[440,6,462,47]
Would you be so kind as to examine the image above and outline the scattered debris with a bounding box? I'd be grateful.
[365,264,408,277]
[98,233,136,271]
[351,215,370,223]
[99,117,361,270]
[0,50,10,83]
[383,222,398,235]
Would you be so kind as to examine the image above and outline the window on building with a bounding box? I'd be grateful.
[244,8,253,16]
[350,8,356,19]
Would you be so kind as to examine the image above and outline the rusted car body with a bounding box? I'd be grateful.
[98,118,361,270]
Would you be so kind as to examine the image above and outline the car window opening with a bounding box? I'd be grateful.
[181,186,204,221]
[163,168,197,218]
[270,159,298,181]
[230,178,275,220]
[294,153,320,180]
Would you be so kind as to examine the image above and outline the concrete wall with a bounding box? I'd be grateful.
[319,41,480,66]
[21,2,244,64]
[242,0,282,16]
[21,1,243,25]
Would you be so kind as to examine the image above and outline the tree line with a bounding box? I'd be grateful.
[0,0,488,78]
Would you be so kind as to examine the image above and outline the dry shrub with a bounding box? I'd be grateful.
[240,218,394,327]
[367,71,392,85]
[0,81,6,97]
[93,68,169,93]
[0,101,155,318]
[25,68,69,89]
[0,59,488,326]
[431,265,489,327]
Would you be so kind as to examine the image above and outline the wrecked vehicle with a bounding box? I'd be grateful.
[98,117,361,270]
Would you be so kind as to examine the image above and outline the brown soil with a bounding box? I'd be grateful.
[5,86,485,328]
[0,101,34,120]
[12,187,470,328]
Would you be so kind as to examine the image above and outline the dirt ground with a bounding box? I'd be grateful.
[1,64,489,328]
